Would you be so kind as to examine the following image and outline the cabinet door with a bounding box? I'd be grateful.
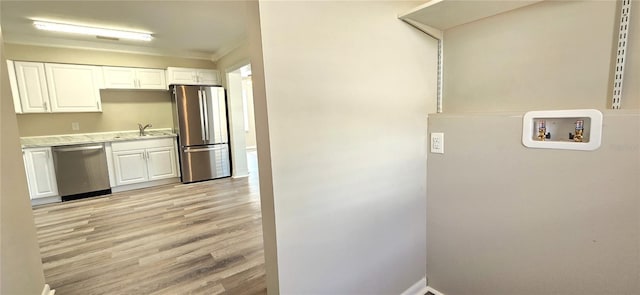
[45,63,103,112]
[167,67,196,85]
[14,61,51,113]
[112,149,148,185]
[136,69,167,89]
[103,67,136,89]
[146,146,178,181]
[197,69,220,85]
[23,148,58,199]
[7,60,24,113]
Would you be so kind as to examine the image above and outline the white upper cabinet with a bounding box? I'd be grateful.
[195,69,219,85]
[166,67,220,85]
[45,63,103,112]
[166,67,197,84]
[103,67,167,90]
[7,60,24,113]
[14,61,51,113]
[136,68,167,89]
[102,67,136,88]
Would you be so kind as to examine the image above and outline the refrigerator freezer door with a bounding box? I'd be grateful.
[202,86,228,144]
[181,144,231,183]
[173,85,206,146]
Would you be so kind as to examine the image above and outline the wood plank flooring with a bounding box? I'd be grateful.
[32,161,265,295]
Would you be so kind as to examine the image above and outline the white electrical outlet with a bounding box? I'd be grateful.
[431,132,444,154]
[71,122,80,131]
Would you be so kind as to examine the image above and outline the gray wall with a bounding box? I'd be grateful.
[1,29,47,295]
[442,0,639,112]
[426,111,640,294]
[251,1,438,293]
[429,1,640,293]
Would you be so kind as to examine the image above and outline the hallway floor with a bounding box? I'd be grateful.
[32,151,264,294]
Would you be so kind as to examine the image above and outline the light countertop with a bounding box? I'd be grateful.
[21,129,177,148]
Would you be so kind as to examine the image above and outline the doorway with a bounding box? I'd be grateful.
[226,63,257,178]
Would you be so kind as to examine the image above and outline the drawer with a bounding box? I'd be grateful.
[111,138,175,152]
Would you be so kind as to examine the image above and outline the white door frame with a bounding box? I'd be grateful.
[225,60,251,178]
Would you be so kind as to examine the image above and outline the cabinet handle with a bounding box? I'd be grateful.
[43,101,48,111]
[96,101,100,108]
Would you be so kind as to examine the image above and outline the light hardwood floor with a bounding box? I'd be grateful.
[32,152,265,295]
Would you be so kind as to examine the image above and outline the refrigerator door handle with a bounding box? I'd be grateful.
[184,146,224,153]
[202,91,210,141]
[197,90,206,141]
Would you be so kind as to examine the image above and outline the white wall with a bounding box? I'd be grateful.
[1,28,47,295]
[442,0,622,112]
[216,41,250,88]
[252,1,438,293]
[246,2,279,293]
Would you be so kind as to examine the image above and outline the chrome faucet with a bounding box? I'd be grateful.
[138,123,152,136]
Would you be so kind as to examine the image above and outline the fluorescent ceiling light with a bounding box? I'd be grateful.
[33,21,152,41]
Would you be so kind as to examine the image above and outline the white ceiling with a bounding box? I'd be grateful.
[0,1,249,61]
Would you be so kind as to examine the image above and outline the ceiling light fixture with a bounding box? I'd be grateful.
[33,20,152,42]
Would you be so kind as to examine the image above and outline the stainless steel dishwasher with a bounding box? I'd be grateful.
[52,143,111,201]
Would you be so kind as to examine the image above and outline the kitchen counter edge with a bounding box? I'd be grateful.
[21,130,177,148]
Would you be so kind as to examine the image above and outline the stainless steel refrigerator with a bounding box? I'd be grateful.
[170,85,231,183]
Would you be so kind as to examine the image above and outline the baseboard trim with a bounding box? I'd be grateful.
[401,277,427,295]
[31,196,62,206]
[111,177,180,193]
[232,174,250,179]
[425,286,444,295]
[41,284,55,295]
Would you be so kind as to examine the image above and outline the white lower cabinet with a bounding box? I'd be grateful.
[147,147,178,180]
[23,147,59,199]
[111,138,178,186]
[112,149,148,185]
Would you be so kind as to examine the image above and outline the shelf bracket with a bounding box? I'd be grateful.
[399,19,444,113]
[611,0,632,109]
